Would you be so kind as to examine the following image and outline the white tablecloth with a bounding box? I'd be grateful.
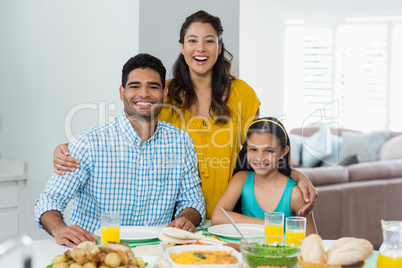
[0,239,69,268]
[0,237,378,268]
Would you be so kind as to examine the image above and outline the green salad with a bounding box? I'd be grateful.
[242,243,300,268]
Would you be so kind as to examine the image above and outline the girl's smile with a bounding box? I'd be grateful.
[247,133,286,175]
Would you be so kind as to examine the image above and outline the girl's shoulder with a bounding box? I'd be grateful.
[231,170,251,183]
[290,181,307,210]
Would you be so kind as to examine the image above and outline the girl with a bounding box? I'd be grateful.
[211,117,317,236]
[52,11,317,219]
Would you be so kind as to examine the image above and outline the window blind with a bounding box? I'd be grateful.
[284,18,402,131]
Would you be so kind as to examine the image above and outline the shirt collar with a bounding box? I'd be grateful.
[118,111,162,146]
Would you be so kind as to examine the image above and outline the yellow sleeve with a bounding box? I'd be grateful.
[158,80,180,127]
[229,79,261,145]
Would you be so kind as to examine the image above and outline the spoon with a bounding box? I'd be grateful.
[219,207,251,246]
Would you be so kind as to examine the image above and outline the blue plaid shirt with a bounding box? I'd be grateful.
[35,111,206,232]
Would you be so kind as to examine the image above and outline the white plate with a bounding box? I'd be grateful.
[166,244,243,268]
[208,224,264,239]
[141,255,159,268]
[94,226,162,242]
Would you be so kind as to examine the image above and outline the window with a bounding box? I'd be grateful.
[283,16,402,132]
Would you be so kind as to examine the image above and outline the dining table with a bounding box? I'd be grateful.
[0,222,379,268]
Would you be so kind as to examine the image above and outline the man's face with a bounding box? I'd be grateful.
[119,68,168,122]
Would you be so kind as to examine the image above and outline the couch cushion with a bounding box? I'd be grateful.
[289,133,303,167]
[340,180,388,248]
[386,178,402,221]
[348,159,402,182]
[339,131,389,164]
[296,166,349,186]
[380,134,402,161]
[301,124,332,168]
[321,134,343,167]
[313,184,343,240]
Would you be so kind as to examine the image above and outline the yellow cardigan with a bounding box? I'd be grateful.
[159,79,260,218]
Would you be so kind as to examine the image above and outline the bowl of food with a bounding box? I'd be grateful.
[166,244,243,268]
[240,236,302,268]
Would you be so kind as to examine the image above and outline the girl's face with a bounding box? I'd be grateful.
[246,133,289,176]
[181,22,222,78]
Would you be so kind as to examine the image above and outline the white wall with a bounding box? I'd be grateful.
[0,0,139,240]
[240,0,402,121]
[0,0,239,241]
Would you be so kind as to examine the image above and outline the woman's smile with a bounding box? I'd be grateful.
[194,55,209,64]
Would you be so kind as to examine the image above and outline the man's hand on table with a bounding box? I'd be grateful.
[168,217,197,233]
[40,210,98,248]
[54,225,98,248]
[167,208,201,233]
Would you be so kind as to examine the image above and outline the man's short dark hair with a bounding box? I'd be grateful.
[122,53,166,88]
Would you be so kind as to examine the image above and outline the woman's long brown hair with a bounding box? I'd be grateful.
[168,10,236,125]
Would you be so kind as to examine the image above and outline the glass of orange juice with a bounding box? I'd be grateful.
[285,216,306,246]
[264,212,284,243]
[101,211,120,244]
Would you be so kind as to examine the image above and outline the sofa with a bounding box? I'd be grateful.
[290,127,402,248]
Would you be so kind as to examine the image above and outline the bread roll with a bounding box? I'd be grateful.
[301,234,327,263]
[326,237,354,256]
[327,238,373,265]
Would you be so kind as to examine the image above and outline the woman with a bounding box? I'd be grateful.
[53,10,317,218]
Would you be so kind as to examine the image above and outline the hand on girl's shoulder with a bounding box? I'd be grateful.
[291,184,307,205]
[291,186,309,216]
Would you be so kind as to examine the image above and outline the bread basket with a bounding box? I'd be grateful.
[297,256,365,268]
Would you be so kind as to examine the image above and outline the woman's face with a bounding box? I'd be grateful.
[181,22,222,78]
[246,133,289,176]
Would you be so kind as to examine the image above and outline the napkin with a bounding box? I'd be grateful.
[158,227,224,245]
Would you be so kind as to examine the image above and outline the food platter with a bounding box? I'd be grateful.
[208,224,264,239]
[94,226,162,242]
[166,244,243,268]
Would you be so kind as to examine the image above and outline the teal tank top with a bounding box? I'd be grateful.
[241,171,297,220]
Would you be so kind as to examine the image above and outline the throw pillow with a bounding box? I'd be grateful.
[339,154,359,166]
[338,131,389,164]
[321,134,343,167]
[289,133,303,167]
[301,124,333,168]
[379,134,402,161]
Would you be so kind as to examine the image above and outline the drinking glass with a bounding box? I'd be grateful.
[285,216,306,245]
[101,211,120,244]
[264,212,284,243]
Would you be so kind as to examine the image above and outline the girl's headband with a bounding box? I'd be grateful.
[248,119,288,144]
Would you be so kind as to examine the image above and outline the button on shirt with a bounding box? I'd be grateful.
[35,111,206,233]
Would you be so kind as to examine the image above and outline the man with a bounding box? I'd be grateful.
[35,54,206,248]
